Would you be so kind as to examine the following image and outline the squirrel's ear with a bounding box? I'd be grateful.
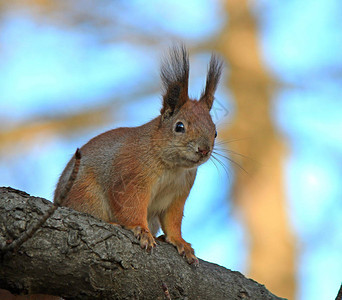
[200,54,223,110]
[160,44,189,118]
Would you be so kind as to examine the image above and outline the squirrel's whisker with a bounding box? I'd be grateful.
[55,44,223,265]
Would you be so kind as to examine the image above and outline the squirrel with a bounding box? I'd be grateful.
[54,45,223,265]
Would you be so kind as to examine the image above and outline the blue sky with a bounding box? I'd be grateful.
[1,1,341,299]
[259,1,342,299]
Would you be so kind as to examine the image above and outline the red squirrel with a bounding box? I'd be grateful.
[54,45,223,265]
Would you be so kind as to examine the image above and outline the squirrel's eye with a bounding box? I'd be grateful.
[175,122,185,133]
[215,130,217,138]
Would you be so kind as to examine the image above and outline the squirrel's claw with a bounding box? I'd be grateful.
[165,236,199,267]
[190,256,199,267]
[131,226,156,251]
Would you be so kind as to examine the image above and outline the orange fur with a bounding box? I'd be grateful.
[55,45,223,264]
[65,167,114,222]
[160,192,198,265]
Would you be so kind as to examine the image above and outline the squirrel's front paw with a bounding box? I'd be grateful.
[131,226,156,251]
[166,237,199,266]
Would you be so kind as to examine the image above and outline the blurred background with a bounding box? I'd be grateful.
[1,0,341,299]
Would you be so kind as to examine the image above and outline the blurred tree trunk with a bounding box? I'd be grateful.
[218,1,296,299]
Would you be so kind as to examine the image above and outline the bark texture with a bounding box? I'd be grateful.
[0,187,284,300]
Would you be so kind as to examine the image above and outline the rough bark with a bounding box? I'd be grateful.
[0,187,283,300]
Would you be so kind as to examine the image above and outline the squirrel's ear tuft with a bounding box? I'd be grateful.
[200,54,223,110]
[160,44,189,117]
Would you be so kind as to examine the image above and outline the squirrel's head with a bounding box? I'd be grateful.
[157,45,223,169]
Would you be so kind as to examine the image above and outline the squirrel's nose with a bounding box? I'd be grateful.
[197,147,210,156]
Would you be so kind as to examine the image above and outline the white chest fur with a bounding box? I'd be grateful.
[148,168,196,217]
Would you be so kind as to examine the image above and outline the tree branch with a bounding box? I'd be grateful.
[1,149,81,253]
[0,187,284,300]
